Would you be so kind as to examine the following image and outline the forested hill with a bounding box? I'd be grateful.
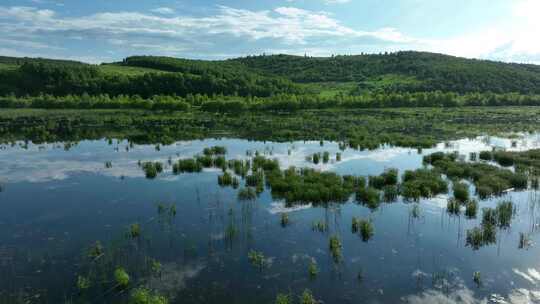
[231,52,540,94]
[2,51,540,98]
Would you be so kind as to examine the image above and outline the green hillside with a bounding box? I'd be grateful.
[232,52,540,94]
[2,51,540,99]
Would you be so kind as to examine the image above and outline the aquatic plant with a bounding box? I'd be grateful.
[496,200,514,228]
[358,219,374,242]
[466,224,496,250]
[218,172,233,187]
[336,152,342,162]
[89,241,104,259]
[312,220,328,233]
[519,232,531,249]
[410,204,421,219]
[114,267,130,289]
[329,235,342,262]
[351,217,360,233]
[308,261,318,278]
[465,200,478,219]
[300,289,317,304]
[280,213,290,227]
[453,182,469,203]
[356,187,381,209]
[275,293,291,304]
[129,287,169,304]
[446,198,461,215]
[479,151,492,161]
[130,223,141,239]
[383,185,398,202]
[173,158,203,174]
[203,146,227,156]
[238,187,257,200]
[469,152,477,161]
[150,259,162,276]
[322,151,330,164]
[401,168,448,200]
[105,161,113,168]
[424,152,527,198]
[76,275,91,291]
[141,161,163,179]
[473,271,482,287]
[248,250,268,269]
[312,153,320,164]
[232,177,240,189]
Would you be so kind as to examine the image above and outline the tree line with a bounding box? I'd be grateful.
[3,91,540,112]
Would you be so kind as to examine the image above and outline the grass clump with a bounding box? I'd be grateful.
[359,219,374,242]
[203,146,227,156]
[275,293,291,304]
[356,187,381,209]
[217,172,233,186]
[248,250,268,269]
[465,200,478,219]
[446,198,461,215]
[173,158,202,174]
[308,261,318,278]
[129,287,168,304]
[114,267,130,289]
[76,275,91,291]
[300,289,317,304]
[238,187,257,200]
[141,161,163,179]
[401,168,448,201]
[453,182,469,203]
[312,220,328,233]
[280,213,290,227]
[329,235,342,262]
[130,223,141,239]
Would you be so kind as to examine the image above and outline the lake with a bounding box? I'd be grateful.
[1,135,540,304]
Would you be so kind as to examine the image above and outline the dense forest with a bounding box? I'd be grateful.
[2,51,540,111]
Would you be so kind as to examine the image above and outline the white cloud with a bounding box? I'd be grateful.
[0,5,415,60]
[150,7,175,15]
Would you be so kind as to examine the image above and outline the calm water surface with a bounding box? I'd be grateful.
[1,135,540,303]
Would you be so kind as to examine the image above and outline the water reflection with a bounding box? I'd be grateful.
[2,134,540,303]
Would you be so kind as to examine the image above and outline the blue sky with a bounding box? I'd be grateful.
[1,0,539,63]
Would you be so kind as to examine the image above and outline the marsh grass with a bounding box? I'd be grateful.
[308,261,318,278]
[238,187,257,200]
[141,161,163,179]
[465,200,478,219]
[329,235,342,262]
[173,158,203,174]
[281,213,290,227]
[453,182,469,203]
[248,250,268,270]
[114,267,130,289]
[446,198,461,215]
[519,232,531,249]
[312,220,328,233]
[356,187,381,209]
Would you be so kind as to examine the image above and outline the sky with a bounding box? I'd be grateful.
[1,0,540,63]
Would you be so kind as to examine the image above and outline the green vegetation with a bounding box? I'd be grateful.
[280,213,290,227]
[447,199,461,215]
[173,159,203,174]
[400,168,448,201]
[424,152,527,199]
[76,275,91,292]
[308,261,319,278]
[312,220,328,233]
[238,187,257,201]
[299,289,317,304]
[473,271,482,287]
[275,293,291,304]
[465,200,479,219]
[329,235,342,262]
[114,267,130,289]
[453,182,470,203]
[141,161,163,179]
[129,288,169,304]
[1,107,540,151]
[130,223,141,239]
[356,187,381,209]
[248,250,268,270]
